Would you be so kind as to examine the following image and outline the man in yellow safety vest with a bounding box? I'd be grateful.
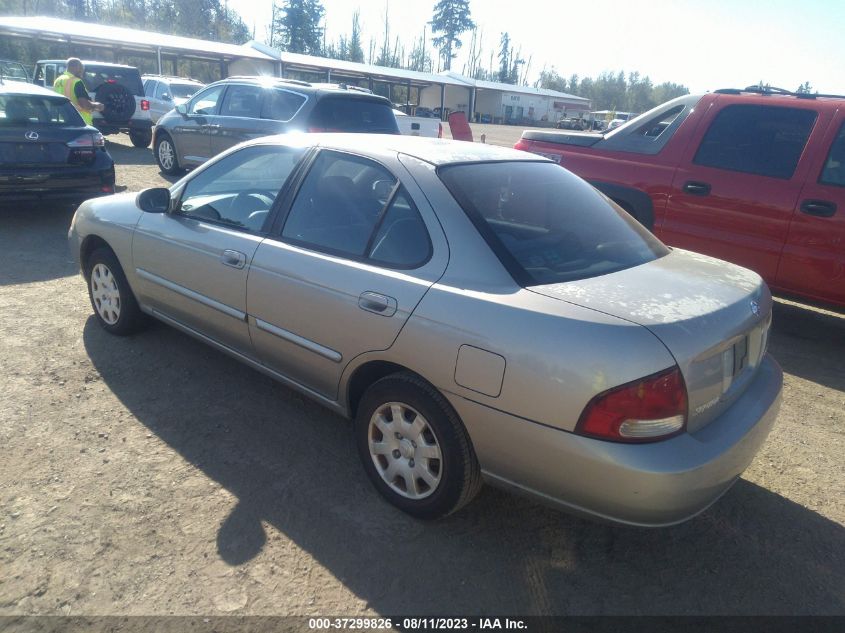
[53,58,104,125]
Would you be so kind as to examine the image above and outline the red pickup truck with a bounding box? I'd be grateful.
[515,88,845,309]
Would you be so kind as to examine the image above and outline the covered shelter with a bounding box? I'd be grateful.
[0,16,275,81]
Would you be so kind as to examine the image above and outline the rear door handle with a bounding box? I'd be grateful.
[221,249,246,269]
[358,291,397,317]
[683,181,711,196]
[800,199,837,217]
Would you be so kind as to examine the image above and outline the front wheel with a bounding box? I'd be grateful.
[155,133,182,175]
[85,247,147,336]
[129,128,152,148]
[354,372,482,519]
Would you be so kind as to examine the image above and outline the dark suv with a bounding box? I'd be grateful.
[33,60,153,147]
[152,77,399,174]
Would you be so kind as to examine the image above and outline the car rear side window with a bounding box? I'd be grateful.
[0,95,83,126]
[819,123,845,187]
[143,80,157,98]
[281,150,427,266]
[261,88,307,122]
[220,84,263,118]
[694,104,817,179]
[439,161,669,286]
[309,97,399,133]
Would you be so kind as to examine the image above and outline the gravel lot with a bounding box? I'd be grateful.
[0,132,843,617]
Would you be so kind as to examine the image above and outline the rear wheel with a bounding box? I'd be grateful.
[85,247,147,336]
[354,372,482,519]
[155,133,181,175]
[129,128,152,148]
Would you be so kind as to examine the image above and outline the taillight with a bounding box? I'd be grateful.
[67,132,103,149]
[141,99,150,111]
[438,123,443,138]
[575,366,687,443]
[307,126,326,133]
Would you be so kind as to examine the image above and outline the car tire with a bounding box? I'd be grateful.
[155,133,182,175]
[84,247,147,336]
[129,128,152,148]
[354,372,483,519]
[95,83,137,123]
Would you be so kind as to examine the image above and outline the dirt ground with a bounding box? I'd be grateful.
[0,133,843,618]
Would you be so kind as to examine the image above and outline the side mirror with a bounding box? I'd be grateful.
[162,93,172,102]
[137,187,171,213]
[175,103,188,115]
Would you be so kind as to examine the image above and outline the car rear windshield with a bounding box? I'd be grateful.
[84,67,144,96]
[439,161,669,286]
[0,95,84,126]
[309,97,399,133]
[169,82,201,99]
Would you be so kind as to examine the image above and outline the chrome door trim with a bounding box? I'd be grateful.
[136,267,246,322]
[254,317,342,363]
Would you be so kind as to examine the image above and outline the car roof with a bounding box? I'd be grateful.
[212,76,391,101]
[0,81,67,98]
[253,133,545,167]
[142,75,204,84]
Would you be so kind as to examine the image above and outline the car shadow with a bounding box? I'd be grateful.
[82,317,845,616]
[769,300,845,391]
[104,137,157,167]
[0,204,78,285]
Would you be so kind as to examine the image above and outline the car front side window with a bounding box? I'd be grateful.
[178,144,306,232]
[189,85,225,116]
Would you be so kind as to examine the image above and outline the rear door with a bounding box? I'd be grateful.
[207,83,275,156]
[246,149,446,399]
[777,111,845,305]
[665,101,824,283]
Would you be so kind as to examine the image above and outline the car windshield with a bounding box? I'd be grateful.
[0,95,84,126]
[169,82,201,99]
[439,161,669,286]
[84,67,144,96]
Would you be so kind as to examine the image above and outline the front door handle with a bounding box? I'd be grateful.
[358,291,397,317]
[800,199,837,217]
[683,181,711,196]
[221,249,246,269]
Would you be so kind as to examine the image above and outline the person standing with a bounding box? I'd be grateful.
[54,58,104,125]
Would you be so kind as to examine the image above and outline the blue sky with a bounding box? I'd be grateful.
[236,0,845,94]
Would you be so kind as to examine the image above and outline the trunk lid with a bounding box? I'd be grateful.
[530,249,772,432]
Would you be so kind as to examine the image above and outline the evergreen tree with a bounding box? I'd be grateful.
[498,32,510,83]
[430,0,474,71]
[271,0,325,55]
[348,10,364,63]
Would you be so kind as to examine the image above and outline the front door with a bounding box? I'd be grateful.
[132,143,307,355]
[664,102,825,284]
[171,84,226,165]
[247,149,448,400]
[778,112,845,305]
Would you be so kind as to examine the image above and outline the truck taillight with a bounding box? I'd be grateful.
[141,99,150,111]
[575,367,687,443]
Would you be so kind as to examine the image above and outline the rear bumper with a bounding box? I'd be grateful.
[0,160,115,205]
[94,118,153,135]
[450,354,783,527]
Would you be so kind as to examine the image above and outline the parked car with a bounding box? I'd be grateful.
[556,117,587,130]
[0,59,30,83]
[393,109,442,137]
[142,75,205,124]
[412,106,436,118]
[69,135,782,525]
[33,60,153,147]
[516,88,845,309]
[152,77,399,175]
[0,82,114,205]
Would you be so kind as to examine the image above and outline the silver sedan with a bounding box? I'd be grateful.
[69,134,782,526]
